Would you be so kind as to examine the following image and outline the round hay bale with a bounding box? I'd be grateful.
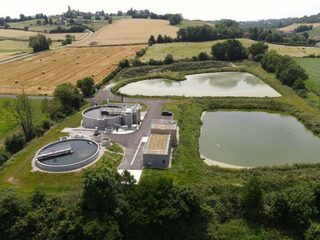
[77,62,80,64]
[15,80,18,84]
[42,71,46,74]
[38,86,42,90]
[91,74,95,77]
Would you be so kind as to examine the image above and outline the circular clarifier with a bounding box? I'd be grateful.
[35,138,100,172]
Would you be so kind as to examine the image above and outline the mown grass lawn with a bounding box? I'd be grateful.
[0,104,122,195]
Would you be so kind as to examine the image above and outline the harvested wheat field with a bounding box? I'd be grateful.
[0,29,89,41]
[77,19,178,46]
[278,23,320,33]
[0,45,144,95]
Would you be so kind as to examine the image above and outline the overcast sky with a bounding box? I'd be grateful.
[1,0,320,21]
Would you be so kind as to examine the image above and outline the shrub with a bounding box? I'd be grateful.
[76,77,96,97]
[131,58,144,67]
[41,119,53,130]
[118,59,130,69]
[34,125,46,137]
[163,54,174,64]
[136,48,147,57]
[265,185,317,231]
[212,40,247,61]
[54,83,83,114]
[148,35,156,46]
[5,133,26,154]
[148,58,163,65]
[157,34,165,43]
[248,42,268,61]
[241,177,264,221]
[29,34,52,53]
[62,34,74,46]
[197,52,211,61]
[305,222,320,240]
[0,148,10,166]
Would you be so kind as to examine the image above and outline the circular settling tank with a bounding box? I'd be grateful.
[35,138,100,172]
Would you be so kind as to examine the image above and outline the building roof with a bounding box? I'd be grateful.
[144,134,170,155]
[151,119,177,131]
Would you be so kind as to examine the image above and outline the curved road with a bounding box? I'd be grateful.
[89,84,170,170]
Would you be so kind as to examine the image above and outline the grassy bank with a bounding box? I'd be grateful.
[0,104,122,195]
[0,98,47,145]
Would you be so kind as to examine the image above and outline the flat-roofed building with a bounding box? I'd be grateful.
[143,134,171,169]
[150,119,178,146]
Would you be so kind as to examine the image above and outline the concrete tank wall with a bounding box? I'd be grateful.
[143,153,171,169]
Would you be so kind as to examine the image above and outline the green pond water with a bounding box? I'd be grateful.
[119,72,281,97]
[199,111,320,168]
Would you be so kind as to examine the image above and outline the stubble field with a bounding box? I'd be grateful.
[77,18,178,46]
[0,45,144,95]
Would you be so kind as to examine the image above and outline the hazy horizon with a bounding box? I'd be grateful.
[1,0,320,22]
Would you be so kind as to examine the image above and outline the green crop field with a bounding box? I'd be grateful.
[307,26,320,39]
[8,18,60,32]
[295,58,320,95]
[141,38,320,62]
[84,20,109,31]
[0,98,47,145]
[177,19,214,28]
[0,40,32,53]
[0,40,62,56]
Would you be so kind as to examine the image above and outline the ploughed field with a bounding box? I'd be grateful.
[0,45,143,95]
[77,19,178,46]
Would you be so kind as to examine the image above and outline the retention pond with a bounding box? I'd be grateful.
[119,72,281,97]
[200,111,320,168]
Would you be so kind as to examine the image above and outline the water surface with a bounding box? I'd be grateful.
[39,139,98,166]
[119,72,281,97]
[200,111,320,167]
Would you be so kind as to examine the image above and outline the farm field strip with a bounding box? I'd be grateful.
[77,18,178,46]
[141,38,320,61]
[0,29,89,41]
[0,45,144,95]
[278,22,320,32]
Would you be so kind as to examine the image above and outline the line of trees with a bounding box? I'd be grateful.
[261,51,308,90]
[126,9,183,25]
[177,20,244,42]
[247,28,316,46]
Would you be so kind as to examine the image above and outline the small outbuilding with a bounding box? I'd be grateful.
[143,119,178,169]
[143,134,171,168]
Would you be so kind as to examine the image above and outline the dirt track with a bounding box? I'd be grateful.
[0,45,144,95]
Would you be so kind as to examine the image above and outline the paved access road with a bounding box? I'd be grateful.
[89,84,170,170]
